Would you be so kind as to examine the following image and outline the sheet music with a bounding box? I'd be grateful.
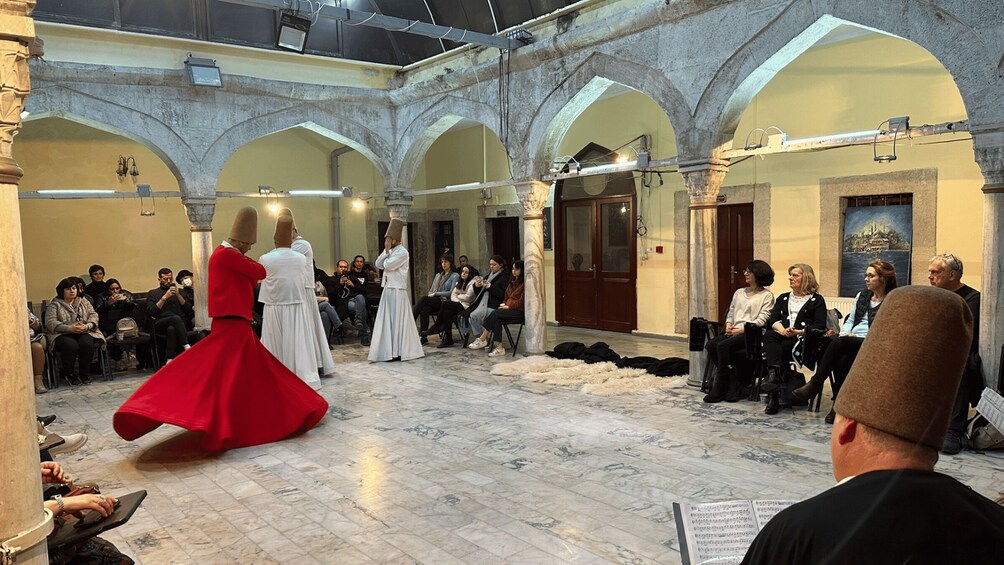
[751,500,798,530]
[679,500,759,565]
[976,388,1004,434]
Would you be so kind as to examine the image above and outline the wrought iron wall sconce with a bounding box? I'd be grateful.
[117,155,139,180]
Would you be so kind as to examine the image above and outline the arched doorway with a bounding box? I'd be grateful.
[555,143,637,332]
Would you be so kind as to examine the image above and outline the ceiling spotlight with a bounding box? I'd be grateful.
[352,199,365,211]
[873,116,910,163]
[550,156,580,174]
[267,202,281,215]
[276,12,311,54]
[184,53,222,88]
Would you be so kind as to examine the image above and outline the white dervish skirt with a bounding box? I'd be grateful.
[261,303,322,390]
[368,288,424,362]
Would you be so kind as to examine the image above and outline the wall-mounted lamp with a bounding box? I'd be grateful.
[117,155,139,180]
[137,183,155,216]
[276,12,312,54]
[352,199,366,211]
[185,53,223,87]
[873,116,910,163]
[743,126,787,151]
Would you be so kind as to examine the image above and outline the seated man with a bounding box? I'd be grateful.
[146,268,193,362]
[339,255,371,342]
[176,269,197,330]
[742,286,1004,564]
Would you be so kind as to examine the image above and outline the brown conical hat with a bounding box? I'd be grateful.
[385,218,404,241]
[229,206,258,243]
[835,286,973,450]
[278,207,293,220]
[274,215,294,248]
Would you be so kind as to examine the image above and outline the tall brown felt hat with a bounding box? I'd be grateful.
[835,286,973,450]
[229,206,258,243]
[278,208,293,219]
[385,218,404,241]
[274,215,294,248]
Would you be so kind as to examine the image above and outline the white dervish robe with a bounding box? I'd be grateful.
[258,247,322,390]
[368,244,424,362]
[291,235,336,377]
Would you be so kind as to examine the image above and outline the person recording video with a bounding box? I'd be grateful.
[146,267,193,362]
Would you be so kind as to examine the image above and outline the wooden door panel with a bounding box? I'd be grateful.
[716,204,755,323]
[597,277,635,332]
[561,203,597,327]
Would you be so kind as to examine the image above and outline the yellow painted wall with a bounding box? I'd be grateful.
[15,120,381,301]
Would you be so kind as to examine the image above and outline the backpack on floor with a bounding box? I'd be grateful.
[967,415,1004,451]
[116,317,140,339]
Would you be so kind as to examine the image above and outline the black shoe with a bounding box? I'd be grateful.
[37,414,57,426]
[354,319,365,333]
[80,374,92,385]
[437,340,454,349]
[64,374,82,386]
[824,408,836,425]
[724,382,744,402]
[792,378,823,402]
[427,323,443,336]
[420,335,429,345]
[360,335,371,347]
[419,330,429,338]
[941,430,964,455]
[703,392,726,403]
[765,393,780,415]
[760,367,783,393]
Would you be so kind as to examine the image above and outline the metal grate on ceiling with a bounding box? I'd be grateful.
[34,0,579,66]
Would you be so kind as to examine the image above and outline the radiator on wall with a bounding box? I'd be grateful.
[824,296,857,320]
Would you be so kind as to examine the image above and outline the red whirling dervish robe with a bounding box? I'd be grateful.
[114,243,328,451]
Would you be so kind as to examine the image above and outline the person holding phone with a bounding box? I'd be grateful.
[146,268,193,363]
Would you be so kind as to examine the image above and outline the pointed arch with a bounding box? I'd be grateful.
[523,52,693,177]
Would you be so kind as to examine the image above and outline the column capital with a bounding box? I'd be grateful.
[679,159,729,207]
[515,179,549,219]
[0,34,31,179]
[973,139,1004,188]
[182,196,215,230]
[385,189,413,222]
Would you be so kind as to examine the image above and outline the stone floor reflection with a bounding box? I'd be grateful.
[39,326,1004,564]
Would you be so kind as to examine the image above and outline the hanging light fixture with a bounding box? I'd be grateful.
[873,116,910,163]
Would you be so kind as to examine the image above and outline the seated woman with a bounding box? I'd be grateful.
[29,308,47,394]
[423,265,480,348]
[413,254,460,343]
[469,260,525,357]
[96,278,139,370]
[459,255,509,341]
[45,277,106,386]
[703,260,776,403]
[793,260,897,423]
[760,263,828,415]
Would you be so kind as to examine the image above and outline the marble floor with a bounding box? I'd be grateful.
[38,326,1004,564]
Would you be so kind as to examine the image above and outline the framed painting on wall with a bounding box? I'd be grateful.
[840,200,913,297]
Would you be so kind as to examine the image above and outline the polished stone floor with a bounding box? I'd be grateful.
[38,326,1004,564]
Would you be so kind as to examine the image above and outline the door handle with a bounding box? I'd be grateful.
[730,265,737,284]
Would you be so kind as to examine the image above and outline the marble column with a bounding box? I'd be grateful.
[516,180,549,355]
[975,138,1004,392]
[680,159,729,386]
[385,189,413,296]
[0,3,51,564]
[183,196,215,329]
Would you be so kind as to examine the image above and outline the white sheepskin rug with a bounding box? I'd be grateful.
[491,356,688,396]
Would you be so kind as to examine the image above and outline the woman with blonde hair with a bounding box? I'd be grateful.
[760,263,827,414]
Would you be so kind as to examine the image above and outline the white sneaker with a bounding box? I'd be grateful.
[468,337,486,350]
[488,345,506,357]
[49,433,88,456]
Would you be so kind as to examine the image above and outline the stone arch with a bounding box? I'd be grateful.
[523,52,693,178]
[23,92,191,190]
[700,6,1000,153]
[395,95,504,189]
[204,107,394,189]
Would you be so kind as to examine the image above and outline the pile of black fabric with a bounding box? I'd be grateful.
[546,341,688,377]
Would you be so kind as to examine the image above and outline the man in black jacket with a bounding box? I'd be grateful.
[147,268,193,362]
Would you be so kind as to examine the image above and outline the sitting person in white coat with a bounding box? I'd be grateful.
[258,215,322,390]
[369,219,424,362]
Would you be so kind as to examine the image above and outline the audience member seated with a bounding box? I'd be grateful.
[71,276,94,306]
[458,255,469,269]
[312,263,343,345]
[45,277,105,386]
[146,267,193,363]
[459,255,509,341]
[29,307,47,394]
[39,461,134,564]
[83,264,108,303]
[413,254,460,343]
[423,265,480,348]
[469,260,525,357]
[760,263,827,415]
[341,255,372,341]
[96,278,140,371]
[793,260,897,423]
[176,269,196,329]
[703,260,776,404]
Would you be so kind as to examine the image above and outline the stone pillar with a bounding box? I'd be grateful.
[183,196,215,329]
[679,159,729,386]
[385,189,413,296]
[0,3,51,564]
[975,138,1004,392]
[516,180,549,355]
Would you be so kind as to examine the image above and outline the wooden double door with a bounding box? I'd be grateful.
[715,203,755,323]
[556,197,637,332]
